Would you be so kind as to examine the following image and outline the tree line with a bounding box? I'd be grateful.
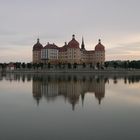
[104,60,140,69]
[0,62,97,69]
[0,60,140,70]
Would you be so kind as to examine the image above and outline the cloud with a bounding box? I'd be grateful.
[107,42,140,60]
[0,0,140,62]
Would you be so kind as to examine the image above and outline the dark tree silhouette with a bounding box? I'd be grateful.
[22,63,26,69]
[68,63,71,69]
[73,63,77,69]
[82,63,86,68]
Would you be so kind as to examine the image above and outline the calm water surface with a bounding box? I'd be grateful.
[0,73,140,140]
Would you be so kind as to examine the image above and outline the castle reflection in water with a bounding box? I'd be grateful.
[1,73,140,110]
[32,74,106,110]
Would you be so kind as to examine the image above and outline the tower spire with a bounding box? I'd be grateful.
[72,34,75,39]
[99,39,101,44]
[37,38,40,43]
[81,36,85,50]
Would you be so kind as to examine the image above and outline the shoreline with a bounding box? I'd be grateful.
[3,69,140,75]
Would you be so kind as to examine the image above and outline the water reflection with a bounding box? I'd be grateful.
[1,73,140,110]
[1,73,140,140]
[32,75,106,110]
[0,73,32,82]
[1,73,140,83]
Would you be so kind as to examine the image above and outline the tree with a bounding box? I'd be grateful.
[82,63,86,68]
[90,63,92,68]
[96,62,100,69]
[124,61,128,69]
[14,62,21,69]
[27,63,32,69]
[1,63,7,69]
[40,63,44,69]
[48,63,51,69]
[62,63,65,69]
[104,62,109,69]
[22,63,26,69]
[113,62,118,69]
[68,63,71,69]
[58,63,61,69]
[73,63,77,69]
[33,63,37,69]
[128,61,131,69]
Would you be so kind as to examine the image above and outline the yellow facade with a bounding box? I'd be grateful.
[32,36,105,65]
[33,50,42,64]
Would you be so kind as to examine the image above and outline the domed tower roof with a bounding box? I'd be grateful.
[68,35,80,49]
[95,39,105,51]
[33,38,43,51]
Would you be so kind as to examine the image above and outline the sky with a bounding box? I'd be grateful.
[0,0,140,62]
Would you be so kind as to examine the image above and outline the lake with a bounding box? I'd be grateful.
[0,73,140,140]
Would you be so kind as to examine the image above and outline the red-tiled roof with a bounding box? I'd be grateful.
[67,35,80,49]
[44,43,59,49]
[95,39,105,51]
[85,50,95,54]
[81,49,95,54]
[59,43,68,52]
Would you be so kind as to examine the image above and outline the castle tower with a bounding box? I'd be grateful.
[67,35,81,64]
[32,38,43,63]
[95,39,105,65]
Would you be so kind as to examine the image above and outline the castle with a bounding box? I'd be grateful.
[32,35,105,65]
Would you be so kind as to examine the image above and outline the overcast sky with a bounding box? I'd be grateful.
[0,0,140,62]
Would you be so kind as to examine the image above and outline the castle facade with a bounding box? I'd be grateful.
[32,35,105,65]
